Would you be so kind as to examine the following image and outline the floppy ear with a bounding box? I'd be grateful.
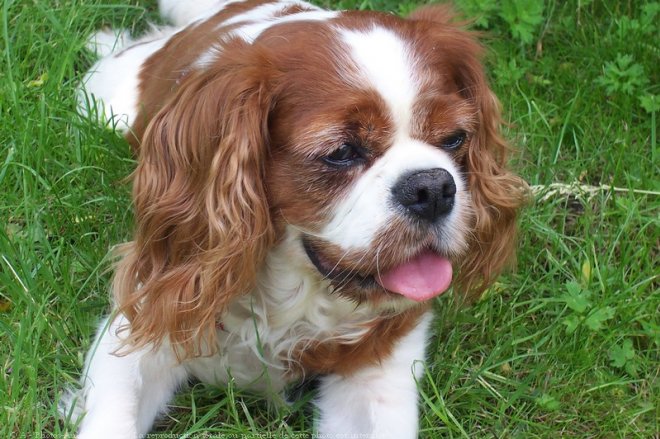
[447,42,528,299]
[113,46,275,358]
[458,84,528,298]
[410,5,529,298]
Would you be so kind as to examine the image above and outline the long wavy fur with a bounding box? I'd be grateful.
[113,41,275,359]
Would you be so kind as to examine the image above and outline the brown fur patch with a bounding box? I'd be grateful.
[128,0,277,147]
[290,305,429,376]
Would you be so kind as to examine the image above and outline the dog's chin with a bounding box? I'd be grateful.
[301,236,454,307]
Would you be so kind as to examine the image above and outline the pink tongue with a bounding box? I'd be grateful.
[376,251,453,302]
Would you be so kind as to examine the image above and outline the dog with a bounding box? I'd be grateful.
[62,0,526,437]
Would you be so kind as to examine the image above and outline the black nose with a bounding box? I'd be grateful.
[392,168,456,222]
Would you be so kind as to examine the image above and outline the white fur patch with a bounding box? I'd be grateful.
[229,9,338,43]
[340,26,420,135]
[86,28,132,57]
[186,227,383,388]
[220,1,318,29]
[193,4,337,68]
[61,316,188,438]
[158,0,236,26]
[316,311,432,438]
[79,34,170,132]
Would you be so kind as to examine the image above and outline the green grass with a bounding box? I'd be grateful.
[1,0,658,437]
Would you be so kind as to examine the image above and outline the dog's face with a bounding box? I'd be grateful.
[118,6,526,354]
[265,17,477,306]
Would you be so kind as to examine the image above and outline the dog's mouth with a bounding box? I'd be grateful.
[302,237,453,302]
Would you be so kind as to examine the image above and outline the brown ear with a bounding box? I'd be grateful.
[113,46,275,358]
[457,86,528,299]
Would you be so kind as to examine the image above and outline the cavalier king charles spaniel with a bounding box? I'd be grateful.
[63,0,526,437]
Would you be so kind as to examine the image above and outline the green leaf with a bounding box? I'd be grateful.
[641,321,660,347]
[454,0,498,28]
[584,307,615,331]
[640,94,660,113]
[597,53,649,96]
[494,57,530,84]
[624,360,639,377]
[562,314,581,334]
[499,0,544,44]
[535,393,560,411]
[640,2,660,34]
[609,339,635,368]
[560,281,591,314]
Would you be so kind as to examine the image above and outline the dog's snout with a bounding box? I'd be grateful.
[392,168,456,222]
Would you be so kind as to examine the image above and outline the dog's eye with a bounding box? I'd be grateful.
[440,132,467,151]
[322,143,365,167]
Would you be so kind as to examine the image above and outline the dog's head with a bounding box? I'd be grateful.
[116,5,527,356]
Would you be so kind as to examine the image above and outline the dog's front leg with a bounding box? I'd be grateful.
[315,312,432,439]
[73,315,189,438]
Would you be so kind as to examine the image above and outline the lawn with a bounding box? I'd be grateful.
[1,0,658,437]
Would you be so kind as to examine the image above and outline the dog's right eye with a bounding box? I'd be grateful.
[322,143,366,168]
[439,131,467,151]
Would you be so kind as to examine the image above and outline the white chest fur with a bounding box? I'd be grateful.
[185,228,383,392]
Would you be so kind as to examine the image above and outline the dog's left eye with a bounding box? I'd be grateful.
[440,132,467,150]
[322,143,365,168]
